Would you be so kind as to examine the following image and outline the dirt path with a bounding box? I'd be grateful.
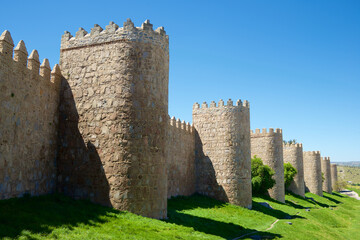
[231,212,299,240]
[339,190,360,200]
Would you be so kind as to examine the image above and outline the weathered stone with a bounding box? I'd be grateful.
[193,99,252,209]
[321,157,332,193]
[283,143,305,197]
[58,20,169,219]
[251,128,285,203]
[303,151,323,196]
[331,164,338,190]
[0,32,60,200]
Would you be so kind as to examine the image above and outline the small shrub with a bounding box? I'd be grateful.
[251,155,275,195]
[321,172,325,183]
[284,162,297,188]
[334,180,347,191]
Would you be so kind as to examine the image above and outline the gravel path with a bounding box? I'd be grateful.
[339,190,360,200]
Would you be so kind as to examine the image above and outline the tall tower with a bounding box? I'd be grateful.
[251,128,285,203]
[321,157,332,193]
[303,151,323,196]
[192,99,252,208]
[57,19,169,219]
[283,143,305,197]
[330,164,338,191]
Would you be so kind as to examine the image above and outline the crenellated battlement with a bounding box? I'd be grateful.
[168,116,193,134]
[321,157,330,161]
[0,30,62,201]
[250,128,282,136]
[60,19,169,52]
[193,98,249,111]
[304,151,321,155]
[0,30,62,90]
[283,142,303,148]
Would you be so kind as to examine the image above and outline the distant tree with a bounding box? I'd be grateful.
[283,139,297,145]
[334,180,347,191]
[284,163,297,188]
[251,155,276,195]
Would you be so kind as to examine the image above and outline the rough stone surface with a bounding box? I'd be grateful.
[321,157,332,193]
[166,117,195,198]
[303,151,323,196]
[57,20,169,219]
[0,31,60,199]
[331,164,338,190]
[283,143,305,197]
[193,99,252,208]
[251,128,285,203]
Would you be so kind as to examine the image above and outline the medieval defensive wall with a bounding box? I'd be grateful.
[0,19,338,219]
[303,151,323,196]
[283,143,305,197]
[251,128,285,203]
[321,157,332,193]
[193,99,252,209]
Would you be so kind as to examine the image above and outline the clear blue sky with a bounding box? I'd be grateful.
[1,1,359,162]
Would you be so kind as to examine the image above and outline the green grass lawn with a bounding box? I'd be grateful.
[0,191,359,240]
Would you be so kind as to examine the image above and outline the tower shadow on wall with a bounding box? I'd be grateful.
[56,77,111,207]
[194,130,228,202]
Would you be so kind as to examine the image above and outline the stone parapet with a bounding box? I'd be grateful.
[60,19,168,53]
[166,116,195,198]
[321,157,332,193]
[193,99,252,209]
[0,30,61,199]
[330,164,338,191]
[303,151,323,196]
[283,143,305,197]
[57,19,169,219]
[251,128,285,203]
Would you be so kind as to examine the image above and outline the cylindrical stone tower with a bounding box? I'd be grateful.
[283,143,305,197]
[303,151,323,196]
[321,157,332,193]
[193,99,252,209]
[331,164,338,191]
[251,128,285,203]
[57,19,169,219]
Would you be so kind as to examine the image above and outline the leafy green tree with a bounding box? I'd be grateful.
[251,155,275,195]
[284,163,297,188]
[283,139,297,145]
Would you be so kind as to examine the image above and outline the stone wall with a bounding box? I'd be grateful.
[193,99,252,208]
[0,31,61,199]
[251,128,285,203]
[331,164,338,190]
[283,143,305,197]
[57,19,169,219]
[321,157,332,193]
[303,151,323,196]
[166,117,195,198]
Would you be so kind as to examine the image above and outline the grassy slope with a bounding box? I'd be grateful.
[0,192,359,240]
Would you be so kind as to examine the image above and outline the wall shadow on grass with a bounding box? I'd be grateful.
[168,194,227,211]
[322,194,342,204]
[332,192,345,198]
[167,194,282,239]
[166,210,281,239]
[0,194,120,239]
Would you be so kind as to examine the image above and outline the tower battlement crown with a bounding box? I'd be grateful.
[192,98,249,110]
[283,142,303,148]
[250,128,282,135]
[60,19,169,52]
[304,151,321,155]
[0,30,62,90]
